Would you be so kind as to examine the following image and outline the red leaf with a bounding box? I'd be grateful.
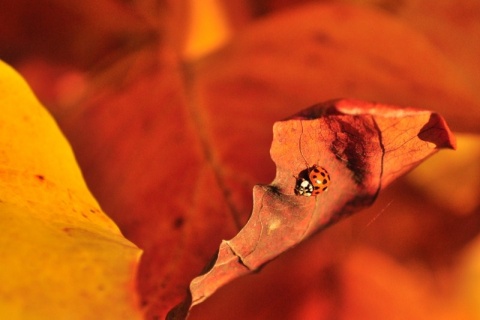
[178,99,455,316]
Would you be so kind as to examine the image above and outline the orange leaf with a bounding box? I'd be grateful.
[0,61,142,319]
[195,2,480,133]
[183,99,455,316]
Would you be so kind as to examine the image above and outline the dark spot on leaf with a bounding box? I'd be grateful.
[329,117,378,186]
[266,184,282,195]
[312,31,332,45]
[375,0,406,14]
[173,217,184,229]
[35,174,45,181]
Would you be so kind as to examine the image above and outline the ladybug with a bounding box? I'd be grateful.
[308,165,331,195]
[294,165,331,197]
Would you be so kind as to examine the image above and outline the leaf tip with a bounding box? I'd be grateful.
[418,113,457,150]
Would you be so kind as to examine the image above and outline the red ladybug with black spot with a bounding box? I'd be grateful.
[308,165,331,195]
[294,165,331,197]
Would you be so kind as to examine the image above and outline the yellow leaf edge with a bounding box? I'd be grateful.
[0,60,144,319]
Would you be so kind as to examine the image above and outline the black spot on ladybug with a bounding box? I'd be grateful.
[35,174,45,181]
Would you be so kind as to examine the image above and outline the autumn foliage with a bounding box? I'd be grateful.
[1,1,480,320]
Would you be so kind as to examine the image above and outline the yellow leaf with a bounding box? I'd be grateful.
[458,236,480,319]
[0,60,143,320]
[182,0,232,61]
[407,134,480,215]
